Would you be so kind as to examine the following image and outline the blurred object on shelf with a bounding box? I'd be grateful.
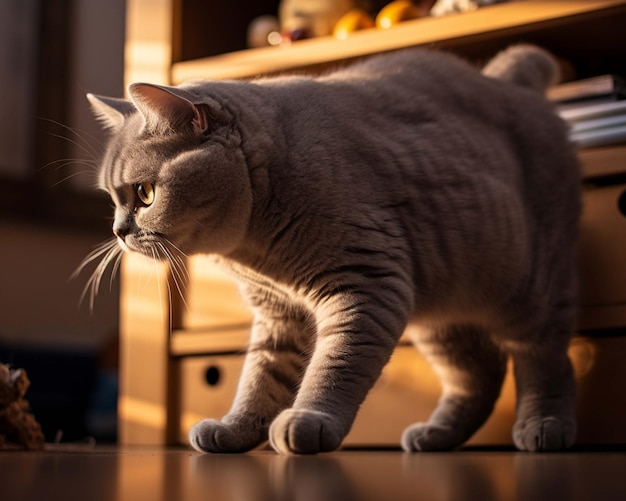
[376,1,421,29]
[333,8,375,39]
[248,0,437,47]
[280,0,372,42]
[247,15,281,48]
[430,0,509,17]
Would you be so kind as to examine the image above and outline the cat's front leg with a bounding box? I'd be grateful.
[190,310,312,453]
[268,293,407,454]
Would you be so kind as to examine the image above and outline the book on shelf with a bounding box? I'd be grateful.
[548,74,626,104]
[570,113,626,134]
[551,75,626,148]
[570,124,626,149]
[559,100,626,123]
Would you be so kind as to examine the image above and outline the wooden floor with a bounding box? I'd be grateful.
[2,446,626,501]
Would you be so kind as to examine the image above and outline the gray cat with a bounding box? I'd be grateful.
[86,45,580,454]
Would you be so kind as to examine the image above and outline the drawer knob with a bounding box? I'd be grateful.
[204,366,221,386]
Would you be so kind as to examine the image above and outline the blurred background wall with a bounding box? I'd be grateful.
[0,0,126,442]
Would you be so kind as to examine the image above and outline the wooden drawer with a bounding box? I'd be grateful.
[578,183,626,329]
[574,335,626,444]
[175,337,626,447]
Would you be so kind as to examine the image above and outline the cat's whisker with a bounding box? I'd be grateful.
[163,237,189,259]
[73,238,122,311]
[150,245,173,336]
[170,254,190,300]
[162,238,191,282]
[156,241,190,314]
[170,255,190,284]
[72,239,119,279]
[39,122,102,187]
[87,245,122,311]
[163,238,191,281]
[163,268,174,339]
[92,245,121,294]
[39,157,99,173]
[39,117,105,156]
[49,170,96,189]
[110,251,124,291]
[43,130,100,164]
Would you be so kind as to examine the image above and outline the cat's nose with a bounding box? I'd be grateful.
[113,228,126,241]
[113,222,130,241]
[113,208,132,241]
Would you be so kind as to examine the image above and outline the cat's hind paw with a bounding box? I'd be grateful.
[513,415,576,451]
[189,418,263,453]
[269,409,344,455]
[401,422,466,452]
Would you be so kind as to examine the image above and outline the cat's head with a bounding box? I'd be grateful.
[88,83,253,258]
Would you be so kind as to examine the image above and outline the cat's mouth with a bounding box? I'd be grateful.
[113,227,154,255]
[115,235,152,257]
[116,231,181,263]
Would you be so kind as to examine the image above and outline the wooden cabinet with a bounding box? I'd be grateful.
[119,0,626,446]
[578,147,626,330]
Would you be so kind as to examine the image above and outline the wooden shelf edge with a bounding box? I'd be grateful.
[171,0,626,83]
[579,145,626,180]
[171,326,251,356]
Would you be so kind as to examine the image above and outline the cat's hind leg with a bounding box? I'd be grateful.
[402,324,507,451]
[510,345,576,451]
[507,316,576,451]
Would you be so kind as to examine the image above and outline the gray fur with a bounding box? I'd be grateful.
[482,44,561,92]
[88,45,580,454]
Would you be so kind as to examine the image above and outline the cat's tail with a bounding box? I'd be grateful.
[482,44,560,93]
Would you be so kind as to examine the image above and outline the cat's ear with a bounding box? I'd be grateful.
[86,94,135,131]
[128,83,210,135]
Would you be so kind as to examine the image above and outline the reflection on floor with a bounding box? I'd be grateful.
[2,446,626,501]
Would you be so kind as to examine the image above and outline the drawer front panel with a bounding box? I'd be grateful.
[579,184,626,309]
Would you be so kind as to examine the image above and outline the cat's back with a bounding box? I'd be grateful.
[258,48,559,144]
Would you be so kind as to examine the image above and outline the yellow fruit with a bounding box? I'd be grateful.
[376,1,420,29]
[333,8,375,40]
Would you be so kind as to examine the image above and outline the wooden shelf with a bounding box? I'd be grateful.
[171,0,626,82]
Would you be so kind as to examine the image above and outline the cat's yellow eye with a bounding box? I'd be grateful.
[136,182,155,206]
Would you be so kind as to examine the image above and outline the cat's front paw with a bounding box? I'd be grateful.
[513,415,576,451]
[401,422,466,452]
[189,418,264,453]
[269,409,344,455]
